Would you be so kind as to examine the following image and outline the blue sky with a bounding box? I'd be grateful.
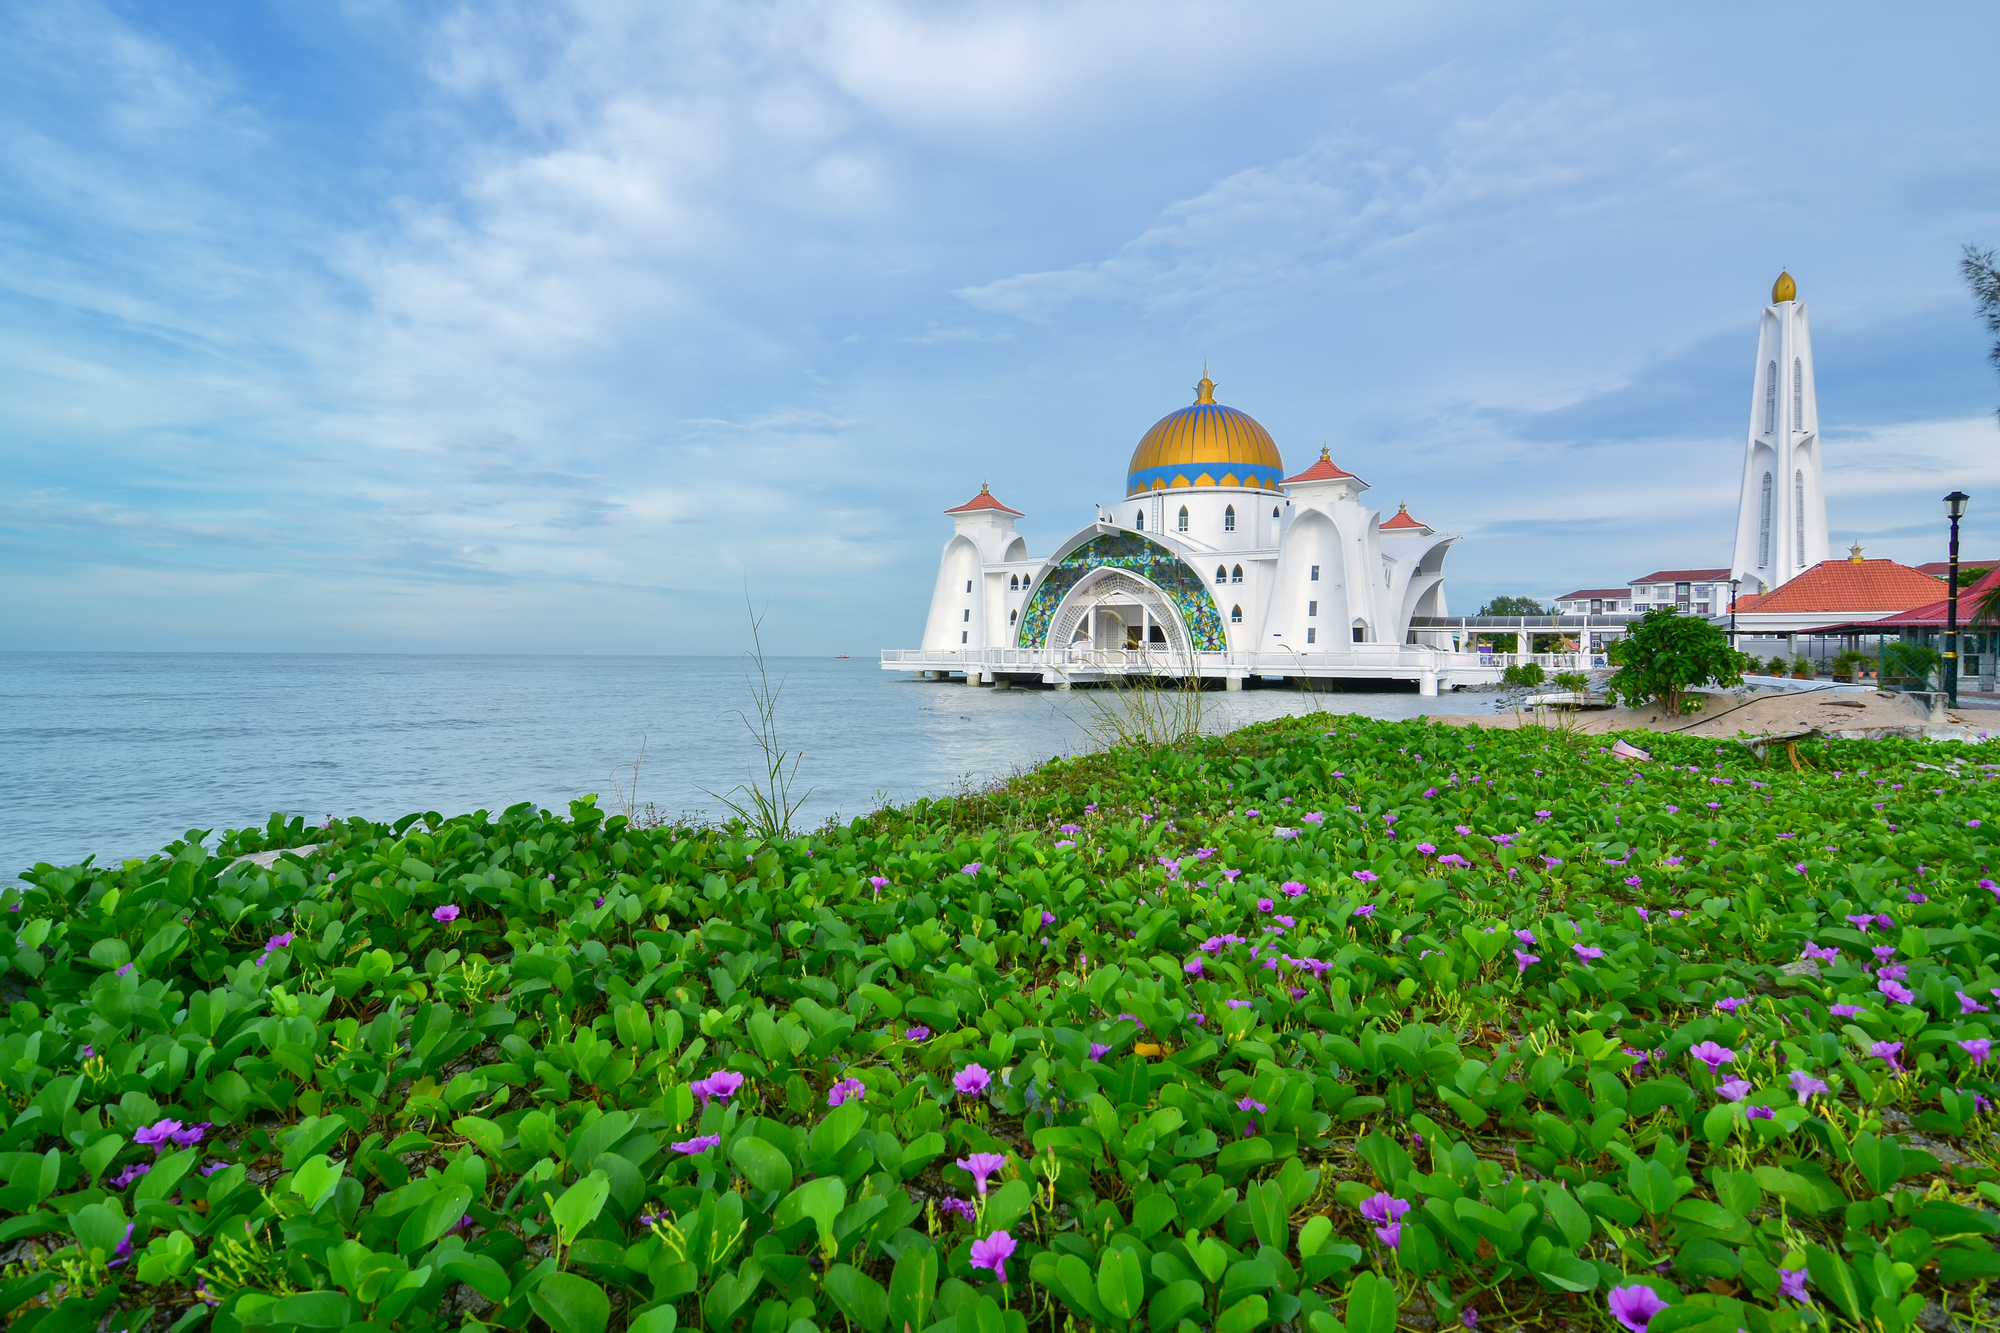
[3,1,1998,653]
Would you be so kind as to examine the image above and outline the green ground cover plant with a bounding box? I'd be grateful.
[3,715,1999,1333]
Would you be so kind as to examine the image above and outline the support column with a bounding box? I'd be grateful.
[1419,672,1438,698]
[1225,676,1243,692]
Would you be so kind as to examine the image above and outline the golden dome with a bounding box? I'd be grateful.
[1125,372,1286,496]
[1772,270,1796,303]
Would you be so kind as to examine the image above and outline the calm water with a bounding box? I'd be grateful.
[0,654,1470,878]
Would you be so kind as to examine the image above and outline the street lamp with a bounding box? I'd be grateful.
[1728,577,1740,650]
[1945,491,1971,709]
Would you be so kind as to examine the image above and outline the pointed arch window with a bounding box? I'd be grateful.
[1271,506,1280,518]
[1231,564,1243,583]
[1178,505,1189,532]
[1230,605,1243,624]
[1009,609,1017,625]
[1758,472,1774,566]
[1795,470,1806,566]
[1215,565,1228,584]
[1134,510,1144,530]
[1765,360,1777,434]
[1224,505,1236,531]
[1008,574,1019,590]
[1793,358,1803,425]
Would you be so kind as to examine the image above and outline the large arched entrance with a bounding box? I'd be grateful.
[1047,568,1192,659]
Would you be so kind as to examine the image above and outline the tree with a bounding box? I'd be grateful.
[1602,607,1756,715]
[1479,596,1548,616]
[1965,244,2000,418]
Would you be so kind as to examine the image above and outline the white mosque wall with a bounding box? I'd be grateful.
[921,535,984,651]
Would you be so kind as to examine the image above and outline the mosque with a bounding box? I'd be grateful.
[885,372,1475,692]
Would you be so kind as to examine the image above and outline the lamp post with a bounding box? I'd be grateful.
[1728,577,1740,650]
[1945,491,1970,708]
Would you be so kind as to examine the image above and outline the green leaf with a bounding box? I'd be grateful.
[1098,1246,1146,1323]
[810,1101,867,1162]
[776,1176,847,1250]
[1805,1245,1862,1321]
[398,1180,473,1254]
[729,1136,794,1194]
[1849,1133,1905,1195]
[1214,1136,1274,1181]
[1133,1193,1178,1239]
[887,1241,937,1333]
[289,1154,346,1213]
[530,1271,612,1333]
[981,1180,1032,1238]
[824,1263,890,1333]
[70,1202,127,1260]
[1297,1214,1333,1259]
[258,1291,354,1330]
[1150,1280,1206,1333]
[628,1306,679,1333]
[1247,1179,1289,1252]
[1544,1184,1592,1249]
[442,1255,513,1303]
[542,1171,609,1251]
[1054,1253,1115,1326]
[1217,1293,1269,1333]
[1342,1270,1399,1333]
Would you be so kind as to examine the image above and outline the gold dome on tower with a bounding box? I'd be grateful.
[1125,368,1285,496]
[1772,270,1797,303]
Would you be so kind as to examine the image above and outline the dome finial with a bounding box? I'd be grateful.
[1195,363,1216,405]
[1849,540,1864,563]
[1319,446,1330,461]
[1772,270,1797,303]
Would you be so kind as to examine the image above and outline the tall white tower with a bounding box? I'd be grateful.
[1729,271,1828,594]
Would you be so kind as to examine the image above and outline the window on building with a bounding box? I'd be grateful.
[1231,564,1243,583]
[1272,507,1280,519]
[1309,565,1320,581]
[1795,470,1806,565]
[1793,358,1803,424]
[1135,510,1144,530]
[1308,600,1318,616]
[961,631,967,643]
[1352,626,1367,643]
[1008,609,1016,625]
[1230,605,1243,624]
[963,609,970,622]
[1224,505,1235,531]
[1764,360,1777,434]
[1307,628,1317,644]
[1178,506,1189,532]
[1148,625,1166,644]
[1215,565,1228,584]
[1590,599,1603,614]
[965,580,972,593]
[1758,472,1774,566]
[1009,575,1018,589]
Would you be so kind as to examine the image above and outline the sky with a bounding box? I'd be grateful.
[3,1,1998,654]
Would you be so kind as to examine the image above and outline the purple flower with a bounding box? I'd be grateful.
[433,904,460,923]
[1374,1222,1403,1248]
[956,1152,1009,1195]
[134,1118,185,1153]
[1089,1042,1111,1061]
[1845,914,1875,932]
[1244,809,1260,819]
[1802,943,1840,963]
[1830,1002,1865,1018]
[1870,1041,1905,1072]
[904,1025,931,1041]
[1572,944,1604,963]
[1455,825,1472,835]
[1607,1285,1669,1333]
[961,862,983,876]
[172,1121,213,1148]
[671,1133,722,1154]
[1353,869,1379,883]
[828,1077,866,1107]
[1778,1268,1811,1304]
[1877,978,1916,1005]
[108,1222,135,1267]
[1789,1070,1829,1100]
[593,896,605,908]
[1461,1311,1478,1331]
[1623,876,1642,888]
[199,1161,228,1176]
[1225,999,1251,1010]
[1514,951,1540,973]
[1354,904,1377,919]
[1416,842,1437,855]
[690,1070,745,1106]
[1358,1193,1411,1225]
[939,1197,977,1222]
[969,1230,1017,1284]
[1746,1105,1775,1121]
[1280,880,1307,898]
[1876,964,1908,982]
[1304,811,1325,824]
[79,1044,95,1060]
[1542,856,1563,869]
[1514,929,1536,946]
[1059,824,1080,834]
[1907,892,1928,903]
[1959,1038,1993,1065]
[1714,997,1745,1014]
[111,1163,150,1189]
[1256,897,1275,912]
[1715,1079,1752,1102]
[1237,1096,1268,1114]
[1689,1041,1735,1074]
[954,1064,991,1096]
[869,876,890,893]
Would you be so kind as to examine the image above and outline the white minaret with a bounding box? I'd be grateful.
[1729,271,1828,594]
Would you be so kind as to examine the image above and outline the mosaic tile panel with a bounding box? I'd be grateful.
[1016,531,1228,651]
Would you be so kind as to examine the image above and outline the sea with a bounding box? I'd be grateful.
[0,654,1476,880]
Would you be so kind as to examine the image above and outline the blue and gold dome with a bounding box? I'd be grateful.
[1126,373,1286,497]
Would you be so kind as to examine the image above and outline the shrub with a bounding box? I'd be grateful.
[1552,670,1589,693]
[1501,661,1546,687]
[1602,606,1756,715]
